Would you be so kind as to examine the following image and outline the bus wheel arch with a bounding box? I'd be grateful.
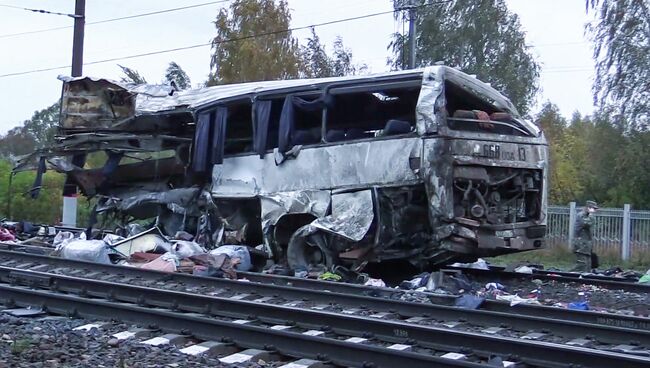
[287,224,338,271]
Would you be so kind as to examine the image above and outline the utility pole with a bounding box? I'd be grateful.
[407,1,417,69]
[62,0,86,227]
[71,0,85,77]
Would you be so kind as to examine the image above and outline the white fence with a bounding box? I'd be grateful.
[546,203,650,260]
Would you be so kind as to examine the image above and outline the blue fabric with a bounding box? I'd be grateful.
[30,157,46,199]
[568,301,589,310]
[211,107,228,165]
[454,294,485,309]
[278,94,331,153]
[191,107,228,171]
[278,96,295,153]
[191,112,213,172]
[254,100,272,158]
[102,151,123,176]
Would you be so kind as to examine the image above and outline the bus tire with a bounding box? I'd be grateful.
[287,225,337,271]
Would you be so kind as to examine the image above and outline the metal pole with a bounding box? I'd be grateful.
[622,204,631,261]
[62,0,85,226]
[568,202,576,250]
[408,2,417,69]
[71,0,85,77]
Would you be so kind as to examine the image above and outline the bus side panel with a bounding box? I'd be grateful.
[211,137,423,197]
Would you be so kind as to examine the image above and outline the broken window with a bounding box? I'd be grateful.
[326,84,419,142]
[191,107,226,172]
[224,102,254,156]
[252,98,284,156]
[278,94,328,152]
[445,81,532,136]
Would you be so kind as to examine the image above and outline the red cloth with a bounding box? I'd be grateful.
[0,228,15,241]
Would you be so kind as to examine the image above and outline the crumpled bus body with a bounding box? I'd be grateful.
[17,66,548,270]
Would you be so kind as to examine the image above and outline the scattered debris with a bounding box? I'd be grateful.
[496,294,541,307]
[568,301,590,311]
[514,265,534,274]
[455,294,485,309]
[638,270,650,284]
[450,258,489,270]
[364,278,386,288]
[57,236,112,265]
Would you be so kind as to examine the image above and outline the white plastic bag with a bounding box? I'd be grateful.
[59,240,111,264]
[171,240,206,259]
[210,245,252,271]
[53,231,76,249]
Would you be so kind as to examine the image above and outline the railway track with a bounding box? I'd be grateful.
[1,248,649,333]
[0,249,648,366]
[446,265,650,293]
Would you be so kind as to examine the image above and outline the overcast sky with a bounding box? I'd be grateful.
[0,0,595,134]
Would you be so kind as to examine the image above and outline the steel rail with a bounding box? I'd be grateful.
[0,248,648,335]
[1,268,649,368]
[444,265,650,293]
[0,284,479,368]
[3,264,649,346]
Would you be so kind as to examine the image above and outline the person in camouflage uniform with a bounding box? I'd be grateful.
[570,200,599,272]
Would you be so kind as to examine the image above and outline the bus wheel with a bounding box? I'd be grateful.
[287,225,336,271]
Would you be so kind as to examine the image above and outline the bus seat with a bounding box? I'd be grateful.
[326,130,345,142]
[452,110,476,119]
[383,119,411,136]
[490,112,512,122]
[345,128,365,140]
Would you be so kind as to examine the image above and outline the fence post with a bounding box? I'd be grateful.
[568,201,576,250]
[622,204,631,261]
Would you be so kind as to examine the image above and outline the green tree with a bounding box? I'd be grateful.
[0,160,65,223]
[390,0,540,115]
[609,131,650,208]
[118,64,147,84]
[535,103,584,204]
[301,28,334,78]
[164,62,192,90]
[300,28,368,78]
[586,0,649,129]
[208,0,301,85]
[331,36,367,77]
[0,102,59,159]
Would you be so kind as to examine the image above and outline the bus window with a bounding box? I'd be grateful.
[224,102,254,156]
[326,86,418,142]
[292,99,323,145]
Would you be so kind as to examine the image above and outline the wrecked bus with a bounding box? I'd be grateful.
[16,66,548,271]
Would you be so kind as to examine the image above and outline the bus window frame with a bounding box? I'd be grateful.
[323,80,421,143]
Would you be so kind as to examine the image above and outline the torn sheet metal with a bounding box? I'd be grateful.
[58,66,521,125]
[110,227,170,257]
[12,133,190,173]
[416,66,445,135]
[260,190,331,233]
[59,76,136,130]
[100,187,201,219]
[311,190,374,242]
[212,137,422,196]
[59,69,419,117]
[443,68,539,136]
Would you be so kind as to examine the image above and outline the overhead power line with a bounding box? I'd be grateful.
[0,2,451,79]
[0,3,80,18]
[0,0,230,39]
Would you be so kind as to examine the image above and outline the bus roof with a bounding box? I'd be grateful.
[59,65,520,118]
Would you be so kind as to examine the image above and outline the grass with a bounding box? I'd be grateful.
[485,245,650,272]
[10,338,32,355]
